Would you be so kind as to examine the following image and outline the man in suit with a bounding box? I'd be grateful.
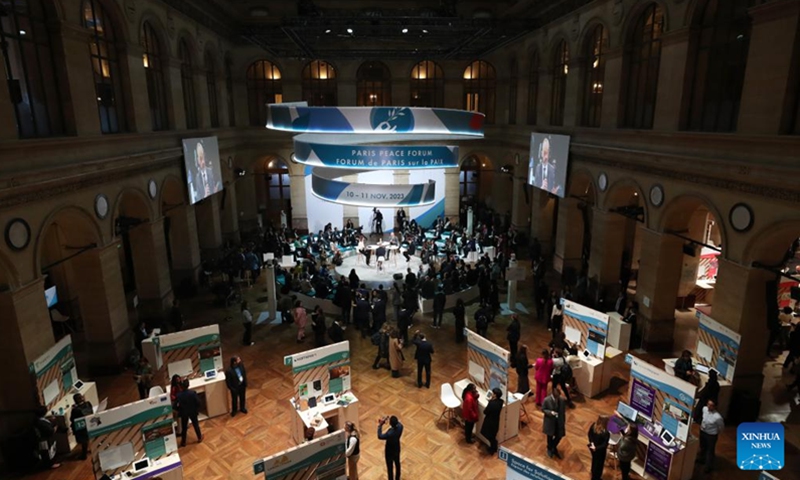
[542,384,567,459]
[377,415,403,480]
[412,331,434,388]
[192,141,221,202]
[225,356,248,417]
[176,379,202,446]
[533,137,561,196]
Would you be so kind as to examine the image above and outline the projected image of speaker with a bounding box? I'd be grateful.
[527,133,571,198]
[182,136,223,205]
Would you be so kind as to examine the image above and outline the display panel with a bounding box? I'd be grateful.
[182,136,223,205]
[45,286,58,308]
[527,133,570,198]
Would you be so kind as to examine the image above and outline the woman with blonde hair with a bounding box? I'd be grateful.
[388,329,404,378]
[345,421,360,480]
[587,415,610,480]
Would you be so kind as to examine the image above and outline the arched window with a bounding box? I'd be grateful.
[179,39,197,129]
[622,3,664,129]
[83,0,126,134]
[460,156,481,202]
[247,60,282,126]
[527,53,540,125]
[463,60,496,123]
[205,50,219,128]
[356,61,391,106]
[261,158,291,226]
[684,0,751,132]
[225,54,235,126]
[550,41,569,126]
[582,25,606,127]
[410,60,444,107]
[1,0,64,137]
[508,59,518,125]
[302,60,337,106]
[142,22,168,131]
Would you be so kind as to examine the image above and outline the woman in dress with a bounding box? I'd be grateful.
[461,383,479,443]
[533,349,553,407]
[515,345,532,395]
[293,300,307,343]
[388,330,404,378]
[587,415,610,480]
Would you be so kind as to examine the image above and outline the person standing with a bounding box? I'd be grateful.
[432,287,445,328]
[345,421,360,480]
[507,315,521,367]
[170,300,184,332]
[550,349,575,408]
[461,383,479,444]
[533,349,553,407]
[293,300,308,343]
[398,307,412,346]
[311,305,327,347]
[515,345,532,395]
[134,356,153,400]
[372,324,390,370]
[674,350,695,382]
[454,298,466,343]
[542,385,566,459]
[474,306,489,338]
[389,330,404,378]
[335,282,352,325]
[176,379,202,446]
[34,407,60,470]
[694,369,720,422]
[69,394,93,460]
[412,331,434,388]
[377,415,403,480]
[241,301,254,346]
[480,388,504,455]
[617,424,639,480]
[225,356,248,417]
[587,415,610,480]
[329,317,346,344]
[550,303,564,339]
[391,283,403,321]
[698,400,724,473]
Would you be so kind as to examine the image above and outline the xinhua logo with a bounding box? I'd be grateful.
[737,422,784,470]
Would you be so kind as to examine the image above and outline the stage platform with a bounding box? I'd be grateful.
[333,251,429,289]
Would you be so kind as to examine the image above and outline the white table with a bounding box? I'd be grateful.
[606,312,633,350]
[108,452,183,480]
[454,379,520,445]
[663,358,732,418]
[167,373,229,421]
[290,393,360,444]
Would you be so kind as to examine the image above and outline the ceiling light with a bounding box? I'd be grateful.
[347,28,353,34]
[422,29,428,34]
[402,28,408,34]
[19,30,26,35]
[325,29,331,34]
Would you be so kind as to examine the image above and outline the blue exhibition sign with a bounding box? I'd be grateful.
[294,141,458,169]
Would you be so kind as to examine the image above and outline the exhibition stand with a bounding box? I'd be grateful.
[561,300,612,398]
[85,394,182,480]
[615,357,698,480]
[253,430,346,479]
[606,312,633,351]
[284,341,359,445]
[454,330,520,445]
[499,447,572,480]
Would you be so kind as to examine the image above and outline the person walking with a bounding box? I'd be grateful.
[698,400,724,473]
[311,305,327,347]
[69,393,93,460]
[432,287,445,328]
[412,331,434,388]
[372,324,391,369]
[461,383,479,444]
[345,421,361,480]
[550,303,564,339]
[225,356,248,417]
[176,379,203,446]
[241,301,254,346]
[389,330,404,378]
[377,415,403,480]
[454,298,466,343]
[542,385,566,459]
[480,388,504,455]
[533,349,553,406]
[617,424,639,480]
[293,300,307,343]
[515,345,532,395]
[587,415,610,480]
[335,281,352,325]
[507,315,521,367]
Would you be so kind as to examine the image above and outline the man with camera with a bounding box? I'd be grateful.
[377,415,403,480]
[412,330,434,389]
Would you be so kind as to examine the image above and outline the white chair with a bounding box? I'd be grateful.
[51,310,73,335]
[511,392,531,428]
[438,383,462,430]
[148,386,165,398]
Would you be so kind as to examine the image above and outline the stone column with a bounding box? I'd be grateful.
[72,242,130,373]
[125,43,150,132]
[166,59,185,129]
[289,173,308,231]
[129,218,173,318]
[738,0,800,134]
[195,195,223,257]
[444,170,460,221]
[0,45,16,139]
[601,48,623,128]
[166,205,202,287]
[55,23,102,135]
[564,57,583,127]
[635,227,683,352]
[221,182,241,243]
[588,208,626,296]
[529,189,556,255]
[510,170,528,230]
[653,28,690,131]
[539,71,554,126]
[554,197,583,274]
[236,175,259,231]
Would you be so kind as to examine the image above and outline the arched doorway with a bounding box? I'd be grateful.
[255,156,291,228]
[600,180,646,298]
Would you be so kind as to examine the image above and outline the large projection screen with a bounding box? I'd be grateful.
[183,136,223,205]
[527,133,570,198]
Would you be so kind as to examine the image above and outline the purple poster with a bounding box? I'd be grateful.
[645,441,672,480]
[630,378,656,418]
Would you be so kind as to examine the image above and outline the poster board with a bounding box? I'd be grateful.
[694,311,741,382]
[629,357,696,443]
[499,447,572,480]
[85,394,175,479]
[154,325,222,384]
[253,430,346,479]
[466,329,510,395]
[645,441,672,480]
[562,299,609,358]
[29,334,76,412]
[284,341,351,403]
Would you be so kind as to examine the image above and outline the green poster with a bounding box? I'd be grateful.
[142,419,174,459]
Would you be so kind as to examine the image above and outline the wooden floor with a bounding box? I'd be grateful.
[24,277,800,480]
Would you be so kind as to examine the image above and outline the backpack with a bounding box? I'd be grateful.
[561,362,573,382]
[476,313,488,330]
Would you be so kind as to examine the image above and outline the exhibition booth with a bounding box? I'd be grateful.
[605,311,633,351]
[499,447,573,480]
[284,341,359,444]
[253,430,346,479]
[454,329,520,445]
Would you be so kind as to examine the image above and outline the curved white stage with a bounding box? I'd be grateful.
[334,250,428,287]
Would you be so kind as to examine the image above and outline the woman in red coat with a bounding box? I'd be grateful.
[533,349,553,407]
[461,383,480,443]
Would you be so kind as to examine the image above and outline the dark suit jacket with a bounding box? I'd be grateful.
[413,338,434,364]
[534,161,559,193]
[176,389,200,417]
[225,363,247,390]
[378,422,404,456]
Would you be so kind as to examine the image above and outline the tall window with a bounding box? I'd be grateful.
[508,59,518,125]
[463,60,496,123]
[302,60,337,106]
[527,53,540,125]
[205,51,219,128]
[550,41,569,126]
[142,22,168,131]
[410,60,444,107]
[622,3,664,129]
[225,54,235,126]
[582,25,607,128]
[1,0,64,138]
[356,61,391,106]
[83,0,126,134]
[247,60,282,126]
[684,0,751,132]
[460,156,481,202]
[179,40,197,129]
[263,158,291,226]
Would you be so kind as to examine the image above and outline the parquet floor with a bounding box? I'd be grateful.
[22,276,800,480]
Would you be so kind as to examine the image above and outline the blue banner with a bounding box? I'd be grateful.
[294,141,458,169]
[311,174,436,207]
